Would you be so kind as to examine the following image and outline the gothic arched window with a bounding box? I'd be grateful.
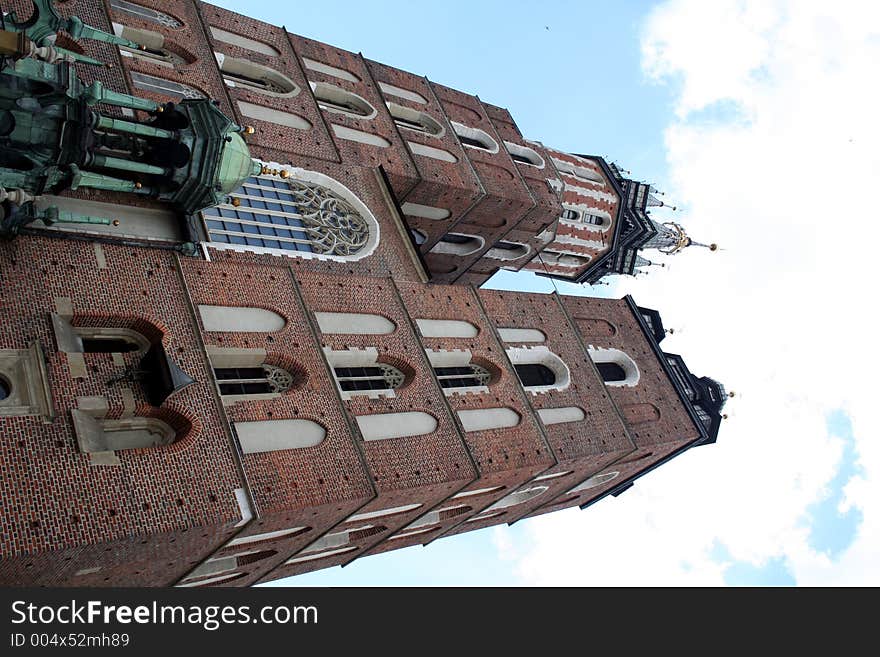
[203,174,375,258]
[110,0,182,28]
[217,54,299,97]
[214,365,294,395]
[130,72,204,100]
[434,365,491,390]
[333,365,405,394]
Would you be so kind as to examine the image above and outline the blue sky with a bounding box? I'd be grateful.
[209,0,877,587]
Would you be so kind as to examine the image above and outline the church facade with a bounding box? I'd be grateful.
[0,0,725,586]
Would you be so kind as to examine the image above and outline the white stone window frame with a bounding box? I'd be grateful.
[216,52,300,98]
[209,26,280,56]
[484,241,532,262]
[485,485,549,511]
[504,141,545,168]
[378,81,427,104]
[386,101,445,138]
[451,121,499,154]
[310,81,377,119]
[203,163,381,263]
[587,346,641,388]
[429,232,485,257]
[551,157,606,186]
[506,345,572,395]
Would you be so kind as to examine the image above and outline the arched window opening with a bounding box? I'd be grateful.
[506,346,571,393]
[486,485,548,511]
[552,157,605,185]
[588,348,641,387]
[237,102,311,130]
[110,0,181,28]
[333,365,404,393]
[570,471,620,493]
[434,364,491,390]
[560,208,580,221]
[485,240,530,261]
[71,410,178,456]
[504,141,544,168]
[429,233,484,257]
[112,24,185,67]
[514,363,556,387]
[387,102,444,137]
[407,141,458,162]
[130,72,204,100]
[0,377,10,402]
[452,122,499,153]
[203,172,375,258]
[596,362,627,383]
[214,365,294,395]
[217,54,299,97]
[410,228,427,245]
[311,82,376,118]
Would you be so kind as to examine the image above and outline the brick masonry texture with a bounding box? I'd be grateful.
[0,0,713,586]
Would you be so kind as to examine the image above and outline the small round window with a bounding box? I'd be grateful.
[0,376,11,402]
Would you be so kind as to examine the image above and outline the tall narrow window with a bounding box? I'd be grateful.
[110,0,182,28]
[514,364,556,387]
[434,365,491,390]
[560,208,580,221]
[130,72,204,100]
[203,174,373,258]
[333,365,404,393]
[214,365,293,395]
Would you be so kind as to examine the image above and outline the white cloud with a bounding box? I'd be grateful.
[503,0,880,586]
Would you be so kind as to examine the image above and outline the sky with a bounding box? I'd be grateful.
[209,0,879,587]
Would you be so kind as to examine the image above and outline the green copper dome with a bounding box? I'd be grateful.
[216,130,261,195]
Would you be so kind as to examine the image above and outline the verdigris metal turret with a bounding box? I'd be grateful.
[0,0,262,241]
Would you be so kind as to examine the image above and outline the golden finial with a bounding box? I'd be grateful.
[231,198,241,207]
[134,182,142,189]
[155,105,164,113]
[710,244,718,251]
[728,391,736,398]
[279,170,290,179]
[244,126,256,135]
[112,219,120,227]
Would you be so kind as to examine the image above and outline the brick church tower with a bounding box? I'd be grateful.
[0,0,726,586]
